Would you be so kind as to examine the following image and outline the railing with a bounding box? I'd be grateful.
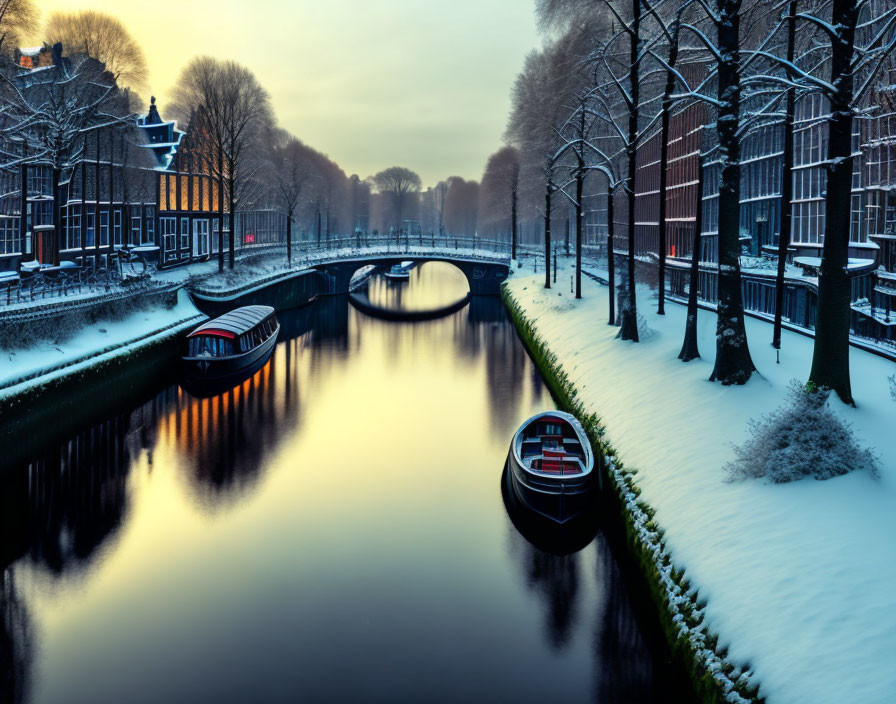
[3,233,511,309]
[272,232,511,261]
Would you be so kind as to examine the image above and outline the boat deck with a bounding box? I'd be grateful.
[519,434,587,476]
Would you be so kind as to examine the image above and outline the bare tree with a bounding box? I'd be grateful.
[444,176,479,235]
[480,146,521,253]
[272,133,314,263]
[506,41,579,289]
[371,166,421,238]
[679,149,705,362]
[595,0,647,342]
[783,0,896,403]
[0,46,132,265]
[432,180,448,235]
[170,57,274,270]
[44,11,148,94]
[0,0,37,55]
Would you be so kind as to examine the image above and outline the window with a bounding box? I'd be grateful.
[160,217,177,262]
[180,217,190,256]
[86,212,95,248]
[67,205,81,250]
[0,216,19,255]
[144,207,155,245]
[114,209,122,246]
[131,213,142,245]
[100,211,109,246]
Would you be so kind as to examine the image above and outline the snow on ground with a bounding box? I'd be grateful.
[505,257,896,704]
[0,289,205,399]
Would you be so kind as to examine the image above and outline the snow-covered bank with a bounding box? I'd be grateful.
[503,262,895,704]
[0,289,205,401]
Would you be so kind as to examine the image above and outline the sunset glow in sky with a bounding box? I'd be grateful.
[39,0,540,186]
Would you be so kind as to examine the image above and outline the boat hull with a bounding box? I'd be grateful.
[181,324,279,393]
[506,450,594,524]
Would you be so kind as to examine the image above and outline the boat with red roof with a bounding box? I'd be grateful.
[505,410,595,524]
[182,305,279,386]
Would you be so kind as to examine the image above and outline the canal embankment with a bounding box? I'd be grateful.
[0,288,206,469]
[502,262,896,704]
[0,256,362,462]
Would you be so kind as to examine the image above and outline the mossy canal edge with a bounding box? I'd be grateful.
[501,284,764,704]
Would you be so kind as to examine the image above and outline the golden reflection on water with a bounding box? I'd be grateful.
[0,264,675,703]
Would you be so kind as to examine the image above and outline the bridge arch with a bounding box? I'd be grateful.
[314,255,510,297]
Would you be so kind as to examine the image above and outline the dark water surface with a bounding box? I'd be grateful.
[1,263,683,703]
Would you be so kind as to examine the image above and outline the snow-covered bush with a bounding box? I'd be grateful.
[726,381,878,483]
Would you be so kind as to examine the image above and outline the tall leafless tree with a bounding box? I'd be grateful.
[271,132,314,264]
[45,11,148,95]
[371,166,421,238]
[0,0,37,55]
[170,57,274,270]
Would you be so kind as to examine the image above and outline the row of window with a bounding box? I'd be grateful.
[239,317,277,352]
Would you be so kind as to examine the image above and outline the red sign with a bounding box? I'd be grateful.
[245,233,255,244]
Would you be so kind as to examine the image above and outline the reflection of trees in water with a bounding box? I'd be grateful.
[522,538,581,650]
[0,572,32,704]
[503,473,583,651]
[0,414,133,577]
[367,275,406,310]
[309,295,350,350]
[591,535,661,703]
[0,414,140,704]
[457,298,536,437]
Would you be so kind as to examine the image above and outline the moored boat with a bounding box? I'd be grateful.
[383,261,413,279]
[505,410,595,524]
[182,305,280,389]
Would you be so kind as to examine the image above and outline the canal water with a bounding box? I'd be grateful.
[1,263,684,703]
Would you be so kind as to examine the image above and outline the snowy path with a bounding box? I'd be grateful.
[504,261,896,704]
[0,289,205,400]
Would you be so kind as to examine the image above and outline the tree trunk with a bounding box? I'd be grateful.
[228,175,235,270]
[512,180,518,260]
[544,182,552,289]
[95,130,100,257]
[709,0,755,384]
[52,166,61,266]
[680,153,705,361]
[19,163,27,258]
[575,158,584,300]
[108,129,114,250]
[808,0,857,404]
[607,183,616,326]
[286,210,292,264]
[619,0,641,341]
[316,206,322,245]
[773,0,797,350]
[80,154,86,255]
[217,149,224,272]
[658,23,680,316]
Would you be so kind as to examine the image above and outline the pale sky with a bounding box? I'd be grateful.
[38,0,540,187]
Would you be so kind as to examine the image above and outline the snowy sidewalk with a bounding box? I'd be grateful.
[0,289,205,401]
[504,262,896,704]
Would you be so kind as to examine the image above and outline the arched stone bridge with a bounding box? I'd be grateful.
[306,236,511,296]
